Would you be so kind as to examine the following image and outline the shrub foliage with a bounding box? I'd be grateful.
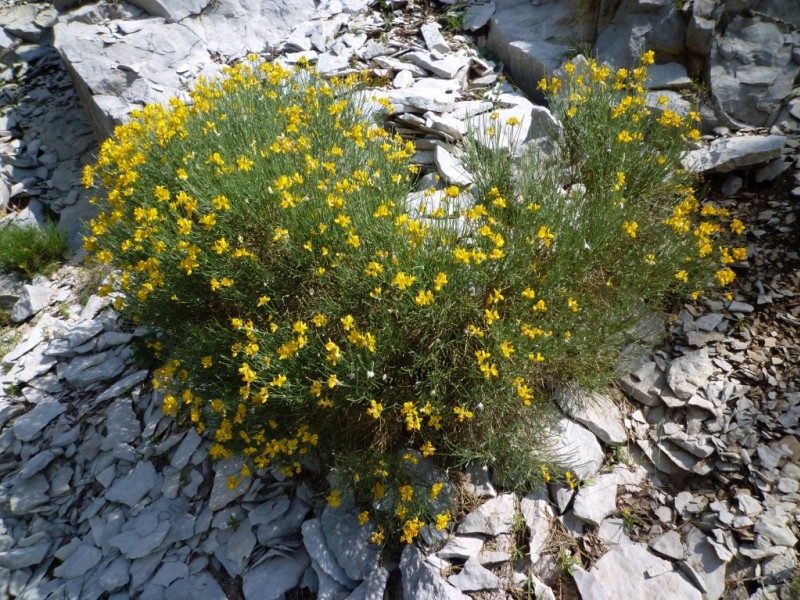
[83,53,742,543]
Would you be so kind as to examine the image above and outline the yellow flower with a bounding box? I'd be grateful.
[714,268,736,286]
[420,441,436,457]
[358,511,369,526]
[433,272,448,291]
[326,490,341,508]
[567,297,579,312]
[675,270,689,283]
[236,155,254,171]
[414,289,434,306]
[453,405,474,422]
[176,218,192,236]
[392,271,416,290]
[399,485,414,502]
[370,528,385,545]
[257,295,271,307]
[431,482,444,499]
[227,476,240,490]
[467,324,484,337]
[537,225,554,248]
[532,299,547,312]
[641,49,655,65]
[645,254,656,265]
[617,130,633,143]
[201,356,213,368]
[435,511,450,531]
[623,221,638,238]
[212,195,231,210]
[366,399,383,419]
[499,340,515,358]
[730,219,746,235]
[731,247,747,261]
[400,517,424,544]
[212,237,229,254]
[176,168,189,180]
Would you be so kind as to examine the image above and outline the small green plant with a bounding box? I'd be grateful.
[620,508,646,533]
[0,220,67,277]
[437,6,465,33]
[556,550,581,574]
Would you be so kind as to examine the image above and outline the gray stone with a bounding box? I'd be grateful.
[463,1,496,31]
[683,135,786,174]
[10,284,53,322]
[437,535,485,560]
[572,568,608,600]
[106,461,158,507]
[420,22,450,54]
[9,473,50,513]
[486,0,599,101]
[591,543,702,600]
[393,69,414,88]
[447,556,501,592]
[101,398,141,451]
[19,449,58,479]
[94,369,150,404]
[648,531,684,560]
[400,544,469,600]
[457,493,515,536]
[721,174,743,196]
[556,388,626,445]
[0,542,50,570]
[434,145,473,186]
[99,556,131,592]
[597,517,632,547]
[152,561,188,587]
[0,270,25,311]
[242,552,310,600]
[762,547,796,585]
[226,522,256,569]
[682,526,726,600]
[171,429,202,469]
[320,505,380,581]
[387,86,456,113]
[709,16,800,127]
[109,519,170,559]
[12,400,66,441]
[164,573,227,600]
[520,494,552,562]
[754,508,798,547]
[619,361,665,406]
[754,158,789,183]
[667,348,715,399]
[646,63,691,90]
[572,474,618,527]
[686,14,714,55]
[209,457,247,511]
[65,319,103,347]
[408,51,469,80]
[346,566,389,600]
[302,518,357,587]
[777,477,799,494]
[62,351,129,388]
[53,544,102,579]
[462,463,496,499]
[549,417,605,480]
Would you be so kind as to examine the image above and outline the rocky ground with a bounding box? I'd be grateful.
[0,1,798,599]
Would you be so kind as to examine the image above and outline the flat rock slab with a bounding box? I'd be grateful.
[12,400,66,441]
[648,531,685,560]
[53,544,102,579]
[10,284,53,322]
[557,388,626,445]
[447,556,501,592]
[242,552,310,600]
[591,543,702,600]
[683,135,785,174]
[105,461,158,507]
[320,505,380,581]
[457,493,515,536]
[667,348,715,400]
[572,474,618,527]
[401,545,470,600]
[549,417,605,480]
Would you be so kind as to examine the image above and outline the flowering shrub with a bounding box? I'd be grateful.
[82,53,742,545]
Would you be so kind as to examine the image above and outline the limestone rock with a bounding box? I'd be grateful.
[400,545,469,600]
[457,493,515,536]
[591,543,702,600]
[126,0,211,22]
[709,16,800,126]
[10,284,53,322]
[667,348,715,399]
[550,417,605,480]
[447,556,501,592]
[683,135,786,173]
[556,388,626,445]
[572,474,618,527]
